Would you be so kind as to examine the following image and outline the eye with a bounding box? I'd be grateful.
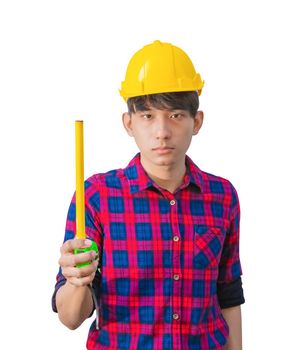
[141,114,152,120]
[170,113,183,119]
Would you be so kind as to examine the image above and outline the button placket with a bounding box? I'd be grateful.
[168,196,181,326]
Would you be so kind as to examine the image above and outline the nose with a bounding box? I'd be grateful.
[154,117,172,140]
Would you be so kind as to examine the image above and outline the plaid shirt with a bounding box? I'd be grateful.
[53,152,243,350]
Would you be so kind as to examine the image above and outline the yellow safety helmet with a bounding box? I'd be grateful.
[119,40,204,102]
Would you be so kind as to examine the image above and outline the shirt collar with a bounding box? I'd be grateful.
[124,152,204,194]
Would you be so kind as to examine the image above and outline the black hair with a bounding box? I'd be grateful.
[127,91,199,117]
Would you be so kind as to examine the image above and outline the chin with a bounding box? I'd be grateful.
[153,155,175,166]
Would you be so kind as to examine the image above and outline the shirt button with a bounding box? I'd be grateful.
[173,313,179,320]
[170,199,176,206]
[173,274,180,280]
[173,235,180,242]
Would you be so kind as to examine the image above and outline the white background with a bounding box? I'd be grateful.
[0,0,293,349]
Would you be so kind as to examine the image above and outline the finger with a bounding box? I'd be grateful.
[67,273,96,287]
[74,250,98,265]
[62,260,98,279]
[59,250,98,268]
[60,239,93,254]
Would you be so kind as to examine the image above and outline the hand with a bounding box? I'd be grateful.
[58,239,99,287]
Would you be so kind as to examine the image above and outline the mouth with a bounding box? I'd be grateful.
[152,147,174,154]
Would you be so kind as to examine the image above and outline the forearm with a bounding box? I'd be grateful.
[221,305,242,350]
[56,280,93,330]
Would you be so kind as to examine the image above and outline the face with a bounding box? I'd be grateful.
[122,106,204,170]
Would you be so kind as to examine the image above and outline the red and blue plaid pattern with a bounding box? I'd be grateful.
[54,152,242,349]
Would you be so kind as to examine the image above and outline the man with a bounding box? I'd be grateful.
[52,40,245,350]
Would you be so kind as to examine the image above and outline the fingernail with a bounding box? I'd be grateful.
[91,251,98,259]
[85,239,92,246]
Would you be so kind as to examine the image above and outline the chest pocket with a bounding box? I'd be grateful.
[193,225,225,269]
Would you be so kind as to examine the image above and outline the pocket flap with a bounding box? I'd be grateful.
[194,225,223,235]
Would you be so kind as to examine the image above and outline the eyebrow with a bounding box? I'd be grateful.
[137,108,186,113]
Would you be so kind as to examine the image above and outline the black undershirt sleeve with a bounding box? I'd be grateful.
[217,276,245,309]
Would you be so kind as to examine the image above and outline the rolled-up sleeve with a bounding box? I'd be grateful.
[51,176,103,314]
[217,183,245,307]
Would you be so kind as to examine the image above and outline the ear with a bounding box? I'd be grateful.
[193,111,204,135]
[122,112,134,137]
